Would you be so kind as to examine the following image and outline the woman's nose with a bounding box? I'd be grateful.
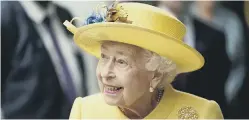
[101,60,116,80]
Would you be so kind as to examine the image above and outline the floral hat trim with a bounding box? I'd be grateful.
[63,1,133,36]
[82,0,133,25]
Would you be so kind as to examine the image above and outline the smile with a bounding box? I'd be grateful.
[104,85,124,95]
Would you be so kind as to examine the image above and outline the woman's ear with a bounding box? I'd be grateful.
[150,71,164,89]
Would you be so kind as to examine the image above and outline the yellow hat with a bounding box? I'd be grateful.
[63,2,204,73]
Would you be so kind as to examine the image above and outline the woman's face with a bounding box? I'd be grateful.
[96,41,154,107]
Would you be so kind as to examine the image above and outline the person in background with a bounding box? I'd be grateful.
[182,1,246,118]
[156,1,184,19]
[219,1,249,118]
[0,109,2,119]
[1,1,86,119]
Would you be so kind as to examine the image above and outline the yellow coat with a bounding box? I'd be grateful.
[69,84,223,119]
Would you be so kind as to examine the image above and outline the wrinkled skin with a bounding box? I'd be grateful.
[96,41,162,118]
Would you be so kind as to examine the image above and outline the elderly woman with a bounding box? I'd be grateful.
[63,1,223,119]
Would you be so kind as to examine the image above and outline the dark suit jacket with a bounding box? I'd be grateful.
[1,1,85,119]
[221,2,249,118]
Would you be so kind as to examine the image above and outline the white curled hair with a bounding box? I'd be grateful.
[144,50,178,89]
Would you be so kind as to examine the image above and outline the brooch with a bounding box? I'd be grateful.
[178,106,199,119]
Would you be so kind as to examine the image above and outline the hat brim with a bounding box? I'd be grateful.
[74,22,204,73]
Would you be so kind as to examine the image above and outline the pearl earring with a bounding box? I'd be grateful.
[149,86,154,92]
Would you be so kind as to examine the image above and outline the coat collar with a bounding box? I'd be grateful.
[110,83,178,119]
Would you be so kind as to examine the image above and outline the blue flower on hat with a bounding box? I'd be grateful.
[84,12,105,25]
[83,1,132,25]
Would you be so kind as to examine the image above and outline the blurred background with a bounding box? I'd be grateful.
[1,0,248,119]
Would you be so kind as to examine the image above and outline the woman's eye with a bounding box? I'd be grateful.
[100,54,110,64]
[116,59,128,67]
[101,53,107,59]
[118,60,125,64]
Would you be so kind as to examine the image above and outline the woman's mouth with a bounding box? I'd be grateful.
[104,85,123,95]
